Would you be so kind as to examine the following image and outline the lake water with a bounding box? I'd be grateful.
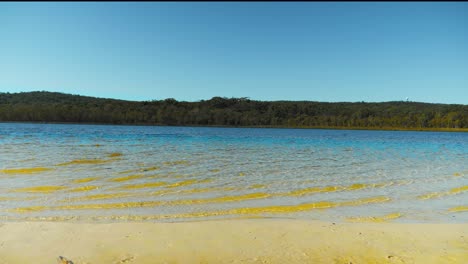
[0,123,466,223]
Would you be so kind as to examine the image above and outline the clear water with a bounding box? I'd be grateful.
[0,123,467,223]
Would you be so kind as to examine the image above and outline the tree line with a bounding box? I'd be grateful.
[0,91,467,130]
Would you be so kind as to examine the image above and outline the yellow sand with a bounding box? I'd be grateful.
[249,184,267,189]
[108,174,144,182]
[59,186,239,203]
[71,177,100,184]
[450,185,468,194]
[67,186,99,192]
[12,186,67,193]
[164,179,199,188]
[449,206,468,212]
[282,182,391,197]
[346,213,403,223]
[60,192,134,202]
[120,181,167,189]
[418,185,468,200]
[57,159,112,166]
[13,195,389,213]
[60,179,399,204]
[0,167,52,174]
[0,220,465,264]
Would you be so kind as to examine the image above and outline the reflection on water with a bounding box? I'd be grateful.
[0,123,467,223]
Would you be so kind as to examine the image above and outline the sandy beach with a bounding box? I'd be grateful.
[0,219,466,264]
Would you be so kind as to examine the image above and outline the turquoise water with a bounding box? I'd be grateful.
[0,123,467,223]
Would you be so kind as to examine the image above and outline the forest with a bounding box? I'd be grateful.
[0,91,467,131]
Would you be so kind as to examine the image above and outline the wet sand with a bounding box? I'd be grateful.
[0,219,466,264]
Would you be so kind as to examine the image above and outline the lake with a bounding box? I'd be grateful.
[0,123,466,223]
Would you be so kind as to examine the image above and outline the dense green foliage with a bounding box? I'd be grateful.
[0,91,467,130]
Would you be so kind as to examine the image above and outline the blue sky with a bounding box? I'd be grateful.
[1,2,467,104]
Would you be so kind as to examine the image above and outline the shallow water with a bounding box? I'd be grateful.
[0,123,466,223]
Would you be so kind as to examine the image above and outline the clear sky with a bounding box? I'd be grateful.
[1,2,467,104]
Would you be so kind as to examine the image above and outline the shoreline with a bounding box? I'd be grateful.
[0,219,466,264]
[1,120,467,133]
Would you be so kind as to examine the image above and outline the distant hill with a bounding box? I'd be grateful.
[0,91,467,131]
